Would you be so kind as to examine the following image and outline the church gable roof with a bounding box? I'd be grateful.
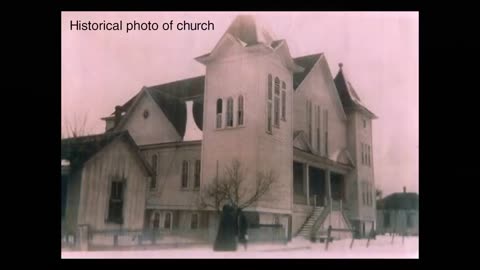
[107,54,320,137]
[61,131,153,176]
[145,89,187,138]
[110,76,205,137]
[293,53,323,90]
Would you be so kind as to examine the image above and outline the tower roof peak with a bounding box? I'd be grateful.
[225,14,276,47]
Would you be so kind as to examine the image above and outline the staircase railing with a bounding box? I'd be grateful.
[294,204,316,237]
[309,204,331,240]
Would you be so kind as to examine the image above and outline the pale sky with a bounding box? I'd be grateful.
[61,12,418,197]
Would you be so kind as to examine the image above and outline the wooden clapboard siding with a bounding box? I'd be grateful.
[64,169,82,234]
[79,138,149,231]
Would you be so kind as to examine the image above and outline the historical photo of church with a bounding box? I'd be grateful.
[61,12,419,258]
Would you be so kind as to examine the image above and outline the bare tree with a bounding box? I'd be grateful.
[62,113,91,138]
[198,159,277,213]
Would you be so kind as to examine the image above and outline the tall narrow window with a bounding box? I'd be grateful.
[191,213,199,229]
[324,110,329,156]
[267,74,273,133]
[194,160,201,188]
[164,212,172,230]
[281,81,286,121]
[107,179,124,224]
[274,77,280,95]
[365,144,370,166]
[364,144,368,165]
[307,101,312,144]
[368,183,372,206]
[181,160,188,188]
[238,95,244,126]
[151,154,157,190]
[368,145,371,166]
[370,184,373,206]
[216,99,223,129]
[226,97,233,127]
[361,143,365,165]
[362,182,366,206]
[268,74,273,100]
[274,77,280,127]
[152,212,160,229]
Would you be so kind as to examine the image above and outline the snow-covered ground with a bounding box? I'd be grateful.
[62,235,418,259]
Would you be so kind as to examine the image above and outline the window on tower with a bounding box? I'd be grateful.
[274,77,280,127]
[194,160,201,189]
[181,160,189,188]
[226,97,233,127]
[238,95,244,126]
[266,74,273,133]
[216,99,223,129]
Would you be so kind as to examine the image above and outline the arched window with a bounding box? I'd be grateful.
[216,99,223,129]
[181,160,188,188]
[274,77,280,127]
[226,97,234,127]
[151,211,160,229]
[238,95,244,126]
[150,154,157,189]
[164,212,172,230]
[274,77,280,95]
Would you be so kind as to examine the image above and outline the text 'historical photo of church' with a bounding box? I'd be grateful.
[61,12,419,259]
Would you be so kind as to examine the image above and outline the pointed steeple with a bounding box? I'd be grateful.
[334,62,377,119]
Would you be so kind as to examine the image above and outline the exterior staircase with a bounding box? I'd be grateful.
[296,200,354,241]
[296,207,328,238]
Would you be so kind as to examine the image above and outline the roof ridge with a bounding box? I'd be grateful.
[146,75,204,89]
[61,130,127,142]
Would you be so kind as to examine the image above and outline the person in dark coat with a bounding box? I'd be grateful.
[213,204,237,251]
[237,209,249,250]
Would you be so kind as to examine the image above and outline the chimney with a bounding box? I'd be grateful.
[403,186,406,193]
[114,106,123,127]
